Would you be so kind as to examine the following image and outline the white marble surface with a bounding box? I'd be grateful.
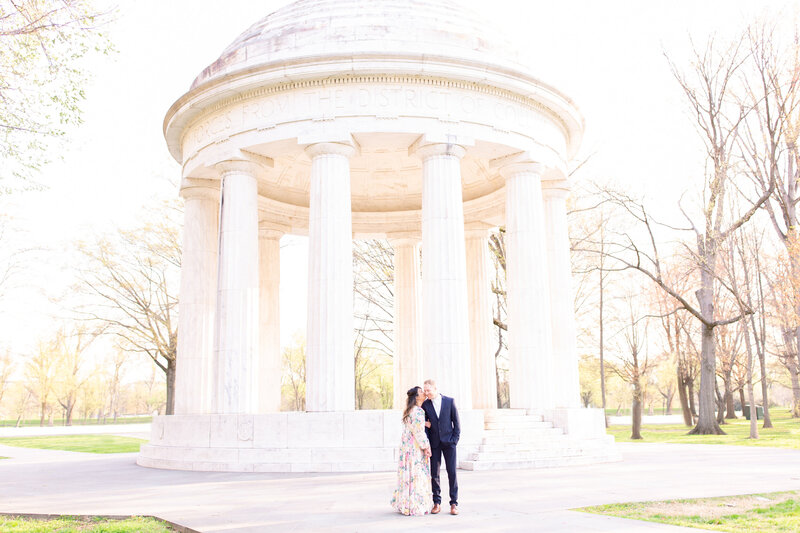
[465,226,497,409]
[503,161,556,410]
[138,410,485,473]
[417,142,472,408]
[543,182,581,408]
[305,142,356,412]
[389,237,423,409]
[175,183,219,415]
[158,0,595,476]
[215,162,260,414]
[258,228,282,413]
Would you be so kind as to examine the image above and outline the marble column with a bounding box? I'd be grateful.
[175,182,219,415]
[258,226,283,413]
[415,142,472,407]
[465,224,497,409]
[306,142,356,412]
[502,161,556,410]
[542,181,581,408]
[214,161,260,414]
[388,235,422,409]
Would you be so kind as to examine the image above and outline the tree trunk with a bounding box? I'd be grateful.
[66,403,74,426]
[688,379,697,417]
[166,358,176,415]
[743,321,758,439]
[677,368,692,426]
[599,267,607,426]
[39,402,46,427]
[738,388,745,414]
[690,322,725,434]
[665,391,674,415]
[631,381,643,440]
[715,382,726,425]
[724,378,736,419]
[788,358,800,418]
[758,337,773,428]
[494,309,503,409]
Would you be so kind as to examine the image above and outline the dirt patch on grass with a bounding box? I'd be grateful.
[639,492,797,519]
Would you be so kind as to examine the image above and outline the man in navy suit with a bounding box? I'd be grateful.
[422,379,460,515]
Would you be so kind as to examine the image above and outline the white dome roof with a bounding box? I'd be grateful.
[191,0,522,89]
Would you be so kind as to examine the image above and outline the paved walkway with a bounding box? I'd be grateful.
[2,441,800,532]
[0,422,151,440]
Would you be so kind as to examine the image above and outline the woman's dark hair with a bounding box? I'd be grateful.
[402,386,421,422]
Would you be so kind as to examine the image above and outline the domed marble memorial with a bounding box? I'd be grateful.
[138,0,619,472]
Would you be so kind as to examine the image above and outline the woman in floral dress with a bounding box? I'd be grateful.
[391,386,433,516]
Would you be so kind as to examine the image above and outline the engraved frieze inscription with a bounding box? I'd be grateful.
[184,80,560,155]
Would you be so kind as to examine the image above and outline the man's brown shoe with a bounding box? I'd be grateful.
[450,504,459,515]
[431,504,440,514]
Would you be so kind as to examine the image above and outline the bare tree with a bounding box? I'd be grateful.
[611,288,653,440]
[765,249,800,417]
[714,296,744,420]
[24,339,58,426]
[596,35,776,434]
[53,324,102,425]
[12,383,32,427]
[488,228,508,407]
[650,261,698,426]
[105,347,128,422]
[651,355,677,416]
[75,202,180,414]
[740,21,800,417]
[725,224,769,438]
[352,239,394,356]
[281,334,305,411]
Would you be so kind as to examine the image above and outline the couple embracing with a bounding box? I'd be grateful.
[391,379,460,516]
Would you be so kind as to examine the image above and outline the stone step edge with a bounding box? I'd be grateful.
[459,454,622,471]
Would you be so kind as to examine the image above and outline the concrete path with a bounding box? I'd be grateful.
[0,422,151,440]
[2,442,800,532]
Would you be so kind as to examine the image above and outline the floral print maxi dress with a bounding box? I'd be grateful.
[390,405,433,515]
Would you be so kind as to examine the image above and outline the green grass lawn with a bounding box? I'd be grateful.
[579,491,800,532]
[0,435,146,454]
[606,407,674,416]
[0,515,173,532]
[0,416,152,428]
[607,408,800,449]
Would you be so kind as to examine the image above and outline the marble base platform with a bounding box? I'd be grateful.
[137,408,617,473]
[137,410,484,472]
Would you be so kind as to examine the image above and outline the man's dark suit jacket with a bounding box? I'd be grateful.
[422,395,460,448]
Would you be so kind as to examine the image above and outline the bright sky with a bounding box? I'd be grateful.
[1,0,795,369]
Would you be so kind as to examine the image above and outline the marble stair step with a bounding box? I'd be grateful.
[459,453,619,471]
[482,409,538,420]
[481,427,563,440]
[483,420,553,430]
[468,448,603,461]
[478,440,577,452]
